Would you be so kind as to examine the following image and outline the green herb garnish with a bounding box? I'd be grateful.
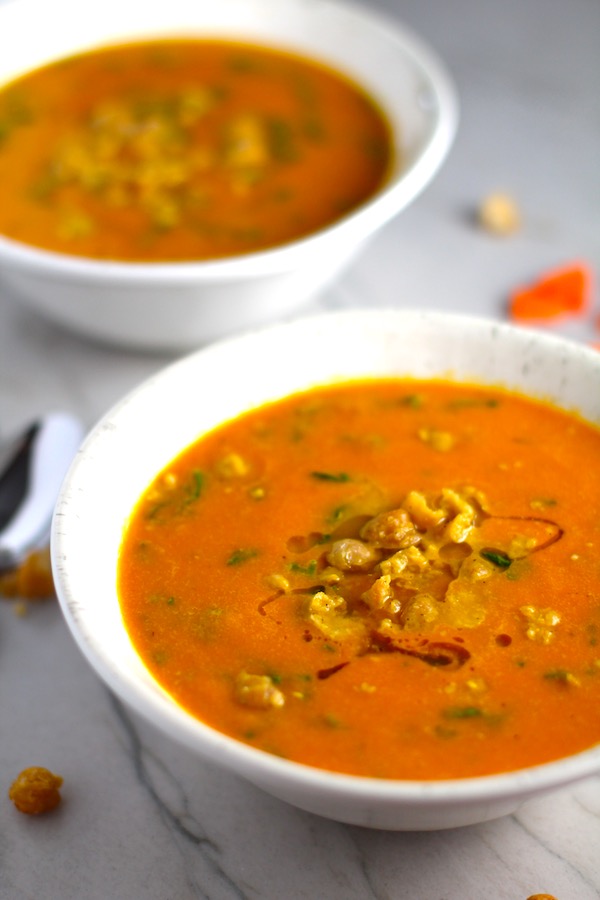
[227,547,259,566]
[543,669,573,683]
[443,706,483,720]
[447,397,499,410]
[267,117,297,162]
[311,471,350,483]
[434,725,458,740]
[327,505,348,526]
[586,623,599,647]
[290,560,317,576]
[323,713,342,729]
[303,117,325,141]
[400,394,424,409]
[228,54,259,73]
[480,548,512,569]
[182,469,204,507]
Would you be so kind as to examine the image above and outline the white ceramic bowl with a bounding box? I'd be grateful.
[0,0,457,352]
[52,309,600,830]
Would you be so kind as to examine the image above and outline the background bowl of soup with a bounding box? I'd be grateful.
[0,0,457,351]
[52,309,600,830]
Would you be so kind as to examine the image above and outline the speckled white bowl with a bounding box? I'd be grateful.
[51,310,600,829]
[0,0,457,351]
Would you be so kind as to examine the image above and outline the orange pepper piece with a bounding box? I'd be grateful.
[509,263,591,322]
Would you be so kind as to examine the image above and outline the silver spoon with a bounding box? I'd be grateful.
[0,412,84,572]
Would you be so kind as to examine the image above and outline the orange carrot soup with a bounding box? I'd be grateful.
[117,379,600,780]
[0,39,392,261]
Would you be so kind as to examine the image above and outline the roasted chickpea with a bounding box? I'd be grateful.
[9,766,63,815]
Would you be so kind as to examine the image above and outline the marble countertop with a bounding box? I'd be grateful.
[1,0,599,897]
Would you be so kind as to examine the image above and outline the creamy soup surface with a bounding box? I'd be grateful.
[0,39,392,261]
[118,379,600,779]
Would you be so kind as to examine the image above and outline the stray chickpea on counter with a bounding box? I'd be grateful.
[476,188,596,340]
[8,766,63,815]
[478,190,521,236]
[0,546,55,604]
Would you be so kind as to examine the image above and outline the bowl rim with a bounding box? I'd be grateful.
[52,309,600,807]
[0,0,458,281]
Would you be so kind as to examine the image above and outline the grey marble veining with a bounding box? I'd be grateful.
[1,0,599,897]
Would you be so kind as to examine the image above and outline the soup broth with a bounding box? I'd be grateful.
[118,379,600,779]
[0,39,392,261]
